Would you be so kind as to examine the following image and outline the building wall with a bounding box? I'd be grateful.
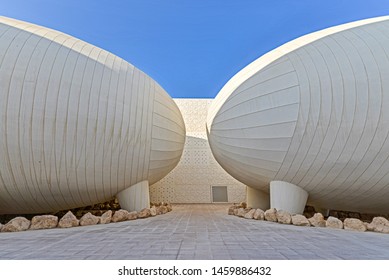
[150,99,246,203]
[0,17,185,214]
[206,16,389,213]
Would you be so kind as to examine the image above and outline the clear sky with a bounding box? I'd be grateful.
[2,0,389,98]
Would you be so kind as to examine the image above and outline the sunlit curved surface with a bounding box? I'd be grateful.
[207,16,389,213]
[0,16,185,214]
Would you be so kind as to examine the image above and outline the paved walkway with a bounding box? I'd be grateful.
[1,204,389,260]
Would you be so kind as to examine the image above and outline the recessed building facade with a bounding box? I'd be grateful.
[0,17,185,214]
[150,99,246,204]
[207,16,389,214]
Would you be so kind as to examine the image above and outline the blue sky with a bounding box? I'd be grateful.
[2,0,389,98]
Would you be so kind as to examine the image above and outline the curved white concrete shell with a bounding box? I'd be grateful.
[0,17,185,214]
[207,16,389,213]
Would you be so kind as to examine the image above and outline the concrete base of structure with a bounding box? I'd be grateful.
[116,180,150,212]
[270,181,308,214]
[247,187,270,210]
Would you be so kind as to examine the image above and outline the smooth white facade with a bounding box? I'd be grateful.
[117,181,150,212]
[207,16,389,213]
[0,17,185,214]
[150,99,246,203]
[270,181,308,214]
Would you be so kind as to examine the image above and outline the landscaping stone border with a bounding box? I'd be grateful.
[0,202,172,233]
[228,203,389,234]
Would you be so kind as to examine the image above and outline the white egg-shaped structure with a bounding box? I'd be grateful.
[0,17,185,214]
[207,16,389,214]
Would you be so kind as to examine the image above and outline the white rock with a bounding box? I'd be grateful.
[138,208,151,219]
[150,206,157,217]
[237,208,247,217]
[244,209,256,219]
[79,212,100,226]
[30,215,58,230]
[378,227,389,234]
[326,216,343,229]
[367,217,389,233]
[112,209,130,223]
[228,205,239,215]
[100,210,112,224]
[58,211,79,228]
[343,218,366,232]
[157,206,168,215]
[308,213,326,227]
[292,214,310,226]
[240,202,247,208]
[1,217,30,232]
[276,210,292,224]
[128,211,138,220]
[264,208,278,222]
[253,209,265,220]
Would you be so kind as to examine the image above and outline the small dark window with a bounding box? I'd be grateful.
[212,186,228,202]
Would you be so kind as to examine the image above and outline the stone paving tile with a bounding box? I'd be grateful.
[177,254,195,260]
[1,204,389,260]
